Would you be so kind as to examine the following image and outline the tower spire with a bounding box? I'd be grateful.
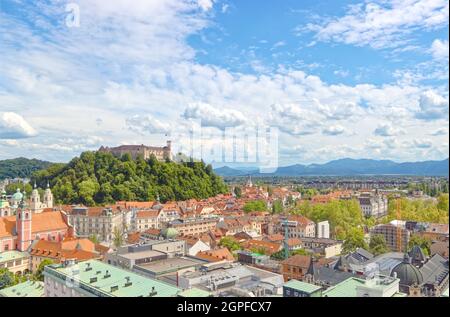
[19,192,27,209]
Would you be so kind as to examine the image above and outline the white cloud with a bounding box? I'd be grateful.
[333,70,349,78]
[307,0,449,49]
[198,0,214,11]
[314,99,362,120]
[221,4,229,13]
[416,90,449,120]
[272,41,286,49]
[183,102,247,129]
[430,39,449,61]
[413,139,433,149]
[323,125,346,135]
[374,124,405,137]
[269,103,321,136]
[0,139,19,147]
[0,0,448,164]
[431,127,448,136]
[126,115,171,135]
[0,112,37,139]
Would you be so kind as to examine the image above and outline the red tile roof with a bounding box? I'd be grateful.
[29,239,100,262]
[196,248,234,262]
[243,239,282,255]
[281,254,311,268]
[0,211,69,238]
[136,210,159,218]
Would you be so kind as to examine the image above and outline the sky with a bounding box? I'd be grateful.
[0,0,448,167]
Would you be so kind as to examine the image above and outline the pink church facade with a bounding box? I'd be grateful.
[0,209,71,252]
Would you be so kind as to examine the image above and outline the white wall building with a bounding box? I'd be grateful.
[317,221,330,239]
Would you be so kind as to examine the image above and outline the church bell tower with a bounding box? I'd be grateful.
[16,194,32,251]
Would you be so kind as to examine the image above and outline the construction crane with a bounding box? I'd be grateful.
[396,198,402,253]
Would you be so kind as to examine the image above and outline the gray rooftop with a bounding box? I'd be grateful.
[134,257,206,275]
[420,254,449,285]
[119,250,166,260]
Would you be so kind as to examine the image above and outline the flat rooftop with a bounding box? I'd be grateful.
[119,250,166,260]
[283,280,322,294]
[323,277,366,297]
[135,257,206,275]
[0,250,29,263]
[45,259,181,297]
[0,281,44,297]
[178,288,211,297]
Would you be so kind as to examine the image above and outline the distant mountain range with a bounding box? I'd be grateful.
[214,158,449,177]
[1,157,448,180]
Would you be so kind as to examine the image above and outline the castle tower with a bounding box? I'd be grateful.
[16,194,32,251]
[165,140,172,160]
[30,183,42,213]
[43,182,54,209]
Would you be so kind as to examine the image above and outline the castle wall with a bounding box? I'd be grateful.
[99,142,172,161]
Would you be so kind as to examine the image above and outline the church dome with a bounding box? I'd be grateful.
[390,254,423,287]
[162,227,178,239]
[12,188,23,202]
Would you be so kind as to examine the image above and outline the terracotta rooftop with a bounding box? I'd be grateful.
[0,211,69,239]
[265,234,284,242]
[61,237,95,252]
[287,238,302,247]
[288,215,315,227]
[195,248,234,262]
[243,239,282,255]
[179,235,200,246]
[115,201,156,209]
[282,254,311,269]
[144,228,161,236]
[29,239,100,262]
[126,232,141,244]
[136,210,159,218]
[94,244,111,255]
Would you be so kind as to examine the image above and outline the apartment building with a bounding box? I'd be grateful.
[281,255,312,282]
[299,237,343,258]
[132,210,159,232]
[167,217,219,237]
[270,215,316,238]
[358,192,388,218]
[370,224,410,252]
[66,206,129,243]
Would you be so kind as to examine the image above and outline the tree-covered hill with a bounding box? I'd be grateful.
[0,157,54,179]
[32,151,228,206]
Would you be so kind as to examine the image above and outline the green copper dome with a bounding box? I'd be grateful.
[11,188,23,202]
[162,227,178,239]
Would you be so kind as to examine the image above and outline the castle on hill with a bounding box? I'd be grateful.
[98,141,172,161]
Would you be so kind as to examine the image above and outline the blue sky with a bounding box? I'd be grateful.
[0,0,448,166]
